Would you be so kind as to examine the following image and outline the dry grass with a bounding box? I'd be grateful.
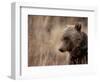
[28,15,87,66]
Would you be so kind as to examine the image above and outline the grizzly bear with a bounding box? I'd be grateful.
[59,23,88,64]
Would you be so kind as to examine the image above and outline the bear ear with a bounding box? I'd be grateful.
[75,23,82,32]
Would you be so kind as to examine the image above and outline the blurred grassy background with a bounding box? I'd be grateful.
[28,15,87,66]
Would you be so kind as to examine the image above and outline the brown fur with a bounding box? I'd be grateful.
[59,23,88,64]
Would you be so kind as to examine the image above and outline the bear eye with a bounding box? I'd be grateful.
[63,37,69,40]
[77,38,81,41]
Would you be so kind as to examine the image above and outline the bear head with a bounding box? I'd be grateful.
[59,23,85,53]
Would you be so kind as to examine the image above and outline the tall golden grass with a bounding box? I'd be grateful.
[28,15,87,66]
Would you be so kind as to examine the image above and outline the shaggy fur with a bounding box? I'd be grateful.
[59,23,88,64]
[70,32,88,64]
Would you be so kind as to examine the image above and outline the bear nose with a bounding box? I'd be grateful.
[59,49,64,52]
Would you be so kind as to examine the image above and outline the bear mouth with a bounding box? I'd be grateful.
[67,47,73,52]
